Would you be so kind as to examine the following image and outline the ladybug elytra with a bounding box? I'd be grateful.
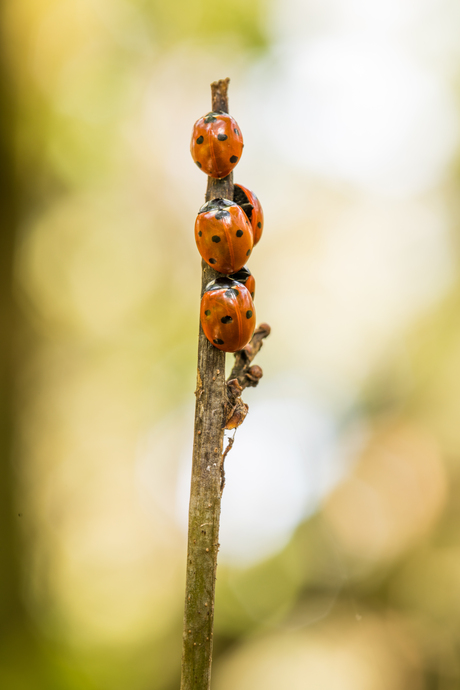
[200,277,256,352]
[195,198,253,275]
[234,183,264,246]
[191,112,244,179]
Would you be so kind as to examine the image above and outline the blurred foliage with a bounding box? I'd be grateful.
[3,0,460,688]
[140,0,268,49]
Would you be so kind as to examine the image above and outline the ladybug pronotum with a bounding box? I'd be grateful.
[195,198,253,275]
[191,112,244,179]
[200,277,256,352]
[228,266,256,300]
[234,183,264,246]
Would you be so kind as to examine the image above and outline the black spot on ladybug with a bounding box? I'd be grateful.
[217,133,228,141]
[205,310,211,316]
[225,288,239,299]
[246,310,253,319]
[234,128,239,135]
[209,258,217,264]
[221,315,233,324]
[236,230,243,238]
[230,155,238,164]
[251,292,255,298]
[213,338,224,345]
[212,235,221,243]
[215,210,230,220]
[198,230,202,237]
[205,113,217,123]
[257,222,262,228]
[196,161,202,168]
[196,135,204,144]
[246,249,251,256]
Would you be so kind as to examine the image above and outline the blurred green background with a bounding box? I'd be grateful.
[2,0,460,687]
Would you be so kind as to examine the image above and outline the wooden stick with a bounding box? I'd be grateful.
[180,79,271,689]
[180,78,233,690]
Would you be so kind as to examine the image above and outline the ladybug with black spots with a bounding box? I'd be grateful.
[195,198,253,274]
[191,112,244,179]
[228,266,256,300]
[200,277,256,352]
[234,183,264,246]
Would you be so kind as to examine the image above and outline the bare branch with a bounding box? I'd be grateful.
[180,79,233,690]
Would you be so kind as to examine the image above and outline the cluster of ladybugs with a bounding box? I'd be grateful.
[191,112,263,353]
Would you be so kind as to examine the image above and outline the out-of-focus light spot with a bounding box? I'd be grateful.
[218,398,338,564]
[257,0,460,195]
[254,195,455,390]
[323,422,446,563]
[259,38,458,195]
[172,395,360,566]
[391,548,460,624]
[31,0,150,94]
[213,613,422,690]
[17,194,158,336]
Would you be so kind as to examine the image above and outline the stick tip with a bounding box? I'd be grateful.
[211,77,230,90]
[210,78,230,113]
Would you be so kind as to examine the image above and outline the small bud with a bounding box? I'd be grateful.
[246,365,263,383]
[227,378,242,399]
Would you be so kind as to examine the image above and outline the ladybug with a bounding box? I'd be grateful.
[201,277,256,352]
[234,183,264,246]
[228,266,256,300]
[195,198,253,275]
[191,112,244,179]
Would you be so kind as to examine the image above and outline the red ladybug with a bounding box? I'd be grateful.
[234,184,264,246]
[195,198,253,274]
[201,277,256,352]
[191,112,244,179]
[228,266,256,300]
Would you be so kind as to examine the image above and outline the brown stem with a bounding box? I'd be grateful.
[227,322,271,391]
[180,79,233,690]
[224,323,271,430]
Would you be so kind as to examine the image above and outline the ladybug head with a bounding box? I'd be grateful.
[228,266,252,284]
[204,277,240,294]
[198,198,235,215]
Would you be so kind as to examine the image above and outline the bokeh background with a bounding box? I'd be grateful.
[2,0,460,687]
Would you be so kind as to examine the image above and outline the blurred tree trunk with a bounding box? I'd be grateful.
[0,12,58,688]
[0,21,26,633]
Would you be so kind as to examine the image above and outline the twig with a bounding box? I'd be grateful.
[227,322,271,390]
[180,80,271,690]
[180,79,232,690]
[224,323,271,429]
[219,433,235,494]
